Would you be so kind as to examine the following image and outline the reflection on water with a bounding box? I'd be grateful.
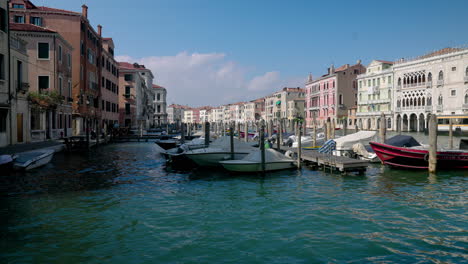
[0,142,467,264]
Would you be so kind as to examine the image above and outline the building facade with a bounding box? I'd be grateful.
[118,62,154,130]
[0,1,10,146]
[100,36,119,131]
[306,62,365,128]
[12,23,73,141]
[167,104,187,125]
[356,60,394,130]
[10,1,103,136]
[152,84,167,126]
[393,48,468,132]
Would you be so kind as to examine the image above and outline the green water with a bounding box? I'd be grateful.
[1,142,467,263]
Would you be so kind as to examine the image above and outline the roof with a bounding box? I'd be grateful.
[10,23,56,33]
[103,37,113,41]
[118,62,148,70]
[35,6,80,15]
[419,47,464,59]
[375,60,394,64]
[152,84,165,89]
[281,87,305,93]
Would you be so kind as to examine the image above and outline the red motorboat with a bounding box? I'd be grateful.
[369,141,468,169]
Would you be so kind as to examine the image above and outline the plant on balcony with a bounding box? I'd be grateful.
[28,91,64,110]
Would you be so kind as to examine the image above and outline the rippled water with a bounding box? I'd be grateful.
[1,141,467,263]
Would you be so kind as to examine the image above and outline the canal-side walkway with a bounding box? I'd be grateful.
[0,141,65,155]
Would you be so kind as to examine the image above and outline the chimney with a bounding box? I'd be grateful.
[97,25,102,36]
[82,5,88,18]
[329,64,335,74]
[357,59,362,64]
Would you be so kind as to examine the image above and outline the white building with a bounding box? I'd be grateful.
[167,104,186,125]
[356,60,394,130]
[152,84,167,126]
[393,47,468,132]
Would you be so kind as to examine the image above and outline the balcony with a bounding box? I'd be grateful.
[436,105,443,112]
[396,85,401,91]
[426,81,432,88]
[437,80,444,87]
[395,107,401,113]
[425,106,432,112]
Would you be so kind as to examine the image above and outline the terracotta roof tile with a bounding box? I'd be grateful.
[10,23,56,33]
[118,62,147,70]
[375,60,394,64]
[152,84,165,89]
[36,6,80,15]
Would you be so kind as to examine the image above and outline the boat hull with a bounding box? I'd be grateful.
[186,152,250,167]
[369,142,468,169]
[155,140,178,150]
[14,150,54,171]
[220,161,295,172]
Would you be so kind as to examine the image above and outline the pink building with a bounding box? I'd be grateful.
[305,62,365,128]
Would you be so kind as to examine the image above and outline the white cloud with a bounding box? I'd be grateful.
[115,52,303,107]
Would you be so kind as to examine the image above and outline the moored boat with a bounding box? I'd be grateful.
[155,139,178,150]
[13,149,55,171]
[369,141,468,169]
[219,149,295,172]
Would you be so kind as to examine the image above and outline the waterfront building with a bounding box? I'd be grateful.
[100,36,119,131]
[199,106,211,123]
[356,60,394,130]
[10,1,103,136]
[305,62,365,128]
[118,62,154,130]
[210,106,224,124]
[243,98,264,123]
[152,84,167,126]
[0,1,10,146]
[347,106,357,128]
[265,87,305,127]
[167,104,187,125]
[228,102,245,124]
[392,47,468,132]
[11,23,73,141]
[183,108,200,124]
[287,98,305,122]
[9,33,30,144]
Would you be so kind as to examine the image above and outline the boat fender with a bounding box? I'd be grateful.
[424,153,429,162]
[285,150,294,159]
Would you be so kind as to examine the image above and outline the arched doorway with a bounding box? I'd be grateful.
[409,113,418,131]
[402,114,409,131]
[418,113,425,132]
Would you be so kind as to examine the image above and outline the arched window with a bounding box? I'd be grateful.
[422,97,425,106]
[428,72,432,81]
[387,118,391,129]
[466,67,468,76]
[403,77,406,85]
[397,99,401,107]
[418,97,421,106]
[402,100,405,107]
[398,78,402,86]
[339,94,343,105]
[465,94,468,104]
[438,95,443,105]
[428,95,432,106]
[438,71,444,80]
[359,93,362,101]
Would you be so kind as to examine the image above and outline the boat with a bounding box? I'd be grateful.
[332,131,377,158]
[13,149,55,171]
[154,139,178,150]
[185,136,256,167]
[219,149,295,172]
[369,140,468,169]
[0,154,16,171]
[287,132,325,148]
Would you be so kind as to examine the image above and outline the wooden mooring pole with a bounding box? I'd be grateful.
[260,122,266,173]
[379,113,386,143]
[297,122,302,169]
[180,123,185,144]
[204,122,210,147]
[428,114,438,174]
[449,118,453,149]
[244,122,249,142]
[230,123,235,160]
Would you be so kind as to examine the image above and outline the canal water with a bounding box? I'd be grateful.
[1,136,467,263]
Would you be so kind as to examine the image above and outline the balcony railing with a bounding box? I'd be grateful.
[436,105,443,112]
[396,85,401,91]
[395,107,401,112]
[437,79,444,86]
[425,106,432,112]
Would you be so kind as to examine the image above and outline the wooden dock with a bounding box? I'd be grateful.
[283,148,369,174]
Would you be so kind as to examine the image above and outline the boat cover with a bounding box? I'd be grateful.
[224,149,292,163]
[352,143,372,158]
[318,139,336,154]
[0,155,13,165]
[385,135,421,147]
[334,131,377,150]
[186,136,255,154]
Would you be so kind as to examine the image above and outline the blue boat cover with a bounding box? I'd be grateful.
[318,139,336,154]
[385,135,421,148]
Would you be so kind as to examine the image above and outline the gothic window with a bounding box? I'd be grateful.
[428,72,432,81]
[465,67,468,76]
[397,99,401,107]
[438,95,443,105]
[422,97,425,106]
[427,95,432,106]
[398,78,402,86]
[422,74,426,83]
[438,71,444,81]
[418,97,421,106]
[465,94,468,104]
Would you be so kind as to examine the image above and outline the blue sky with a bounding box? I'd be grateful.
[41,0,468,106]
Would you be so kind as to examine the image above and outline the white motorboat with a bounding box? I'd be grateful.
[185,136,256,167]
[13,149,54,171]
[332,131,377,158]
[219,149,295,172]
[290,132,325,148]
